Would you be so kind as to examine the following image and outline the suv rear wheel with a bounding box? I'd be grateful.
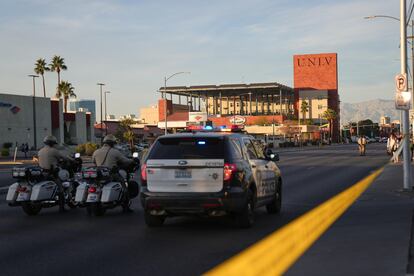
[234,190,255,228]
[266,179,282,214]
[144,210,166,227]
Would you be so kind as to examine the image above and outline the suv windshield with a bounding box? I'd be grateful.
[147,137,225,159]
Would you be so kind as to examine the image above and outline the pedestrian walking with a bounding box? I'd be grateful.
[388,133,399,162]
[24,143,29,158]
[357,136,367,156]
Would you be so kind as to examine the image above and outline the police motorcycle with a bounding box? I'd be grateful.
[75,152,140,216]
[6,153,83,215]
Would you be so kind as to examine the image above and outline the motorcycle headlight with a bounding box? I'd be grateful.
[58,169,70,181]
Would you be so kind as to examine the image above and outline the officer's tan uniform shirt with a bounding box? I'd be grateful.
[92,144,132,168]
[38,145,70,170]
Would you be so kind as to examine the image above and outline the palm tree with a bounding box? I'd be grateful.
[300,100,309,121]
[323,108,337,142]
[120,118,136,151]
[49,55,67,87]
[34,58,50,97]
[56,81,76,113]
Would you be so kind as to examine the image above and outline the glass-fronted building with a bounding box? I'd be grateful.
[69,99,96,124]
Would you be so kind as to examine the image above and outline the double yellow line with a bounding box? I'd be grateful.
[206,167,384,276]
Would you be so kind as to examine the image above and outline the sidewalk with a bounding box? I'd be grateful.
[287,163,414,276]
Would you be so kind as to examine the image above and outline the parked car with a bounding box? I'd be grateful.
[140,129,282,228]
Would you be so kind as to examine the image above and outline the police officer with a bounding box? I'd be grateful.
[38,135,73,212]
[92,134,135,212]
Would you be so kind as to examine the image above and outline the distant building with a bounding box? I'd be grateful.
[106,114,117,121]
[139,105,159,125]
[380,116,391,125]
[69,99,96,124]
[0,93,94,148]
[119,114,139,121]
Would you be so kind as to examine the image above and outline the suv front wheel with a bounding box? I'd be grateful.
[266,179,282,214]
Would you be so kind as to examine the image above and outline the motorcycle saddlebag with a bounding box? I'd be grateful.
[6,183,19,202]
[101,182,123,203]
[75,183,88,203]
[30,181,57,201]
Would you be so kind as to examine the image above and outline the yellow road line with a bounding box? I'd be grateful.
[206,167,384,276]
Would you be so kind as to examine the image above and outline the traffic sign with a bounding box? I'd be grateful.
[395,90,411,110]
[395,73,408,92]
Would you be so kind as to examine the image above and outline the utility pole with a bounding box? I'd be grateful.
[411,19,414,142]
[163,72,190,135]
[400,0,412,190]
[104,91,110,135]
[28,75,39,149]
[97,83,105,143]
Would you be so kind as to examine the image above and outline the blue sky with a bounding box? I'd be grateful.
[0,0,401,117]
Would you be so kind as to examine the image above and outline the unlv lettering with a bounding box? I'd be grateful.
[297,57,333,67]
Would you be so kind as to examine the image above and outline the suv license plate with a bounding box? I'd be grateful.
[175,170,192,179]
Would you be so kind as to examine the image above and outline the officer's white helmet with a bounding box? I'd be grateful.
[103,134,117,146]
[43,135,58,146]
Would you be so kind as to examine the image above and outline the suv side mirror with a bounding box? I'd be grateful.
[266,150,279,162]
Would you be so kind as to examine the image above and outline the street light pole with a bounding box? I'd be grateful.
[400,0,412,190]
[97,83,105,143]
[104,91,111,135]
[163,72,190,135]
[28,74,39,149]
[365,11,412,189]
[411,19,414,142]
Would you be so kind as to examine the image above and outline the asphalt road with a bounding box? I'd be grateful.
[0,165,15,189]
[0,143,389,276]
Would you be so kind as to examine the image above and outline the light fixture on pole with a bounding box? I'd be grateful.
[28,74,39,149]
[163,72,191,135]
[97,83,105,143]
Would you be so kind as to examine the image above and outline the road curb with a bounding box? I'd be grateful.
[0,162,23,165]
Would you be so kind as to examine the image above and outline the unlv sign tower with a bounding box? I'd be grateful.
[293,53,340,142]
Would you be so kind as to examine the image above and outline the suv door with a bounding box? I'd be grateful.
[251,139,277,199]
[242,138,268,199]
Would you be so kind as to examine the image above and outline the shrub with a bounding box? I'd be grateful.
[85,143,98,156]
[1,148,9,156]
[75,144,86,155]
[3,142,13,149]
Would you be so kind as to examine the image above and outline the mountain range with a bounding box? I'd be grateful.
[340,99,400,125]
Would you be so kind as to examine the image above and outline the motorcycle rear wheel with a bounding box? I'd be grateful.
[21,203,42,216]
[89,203,106,216]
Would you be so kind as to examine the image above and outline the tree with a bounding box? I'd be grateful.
[49,55,67,88]
[34,58,50,97]
[56,81,76,113]
[300,100,309,121]
[119,118,136,151]
[323,108,337,142]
